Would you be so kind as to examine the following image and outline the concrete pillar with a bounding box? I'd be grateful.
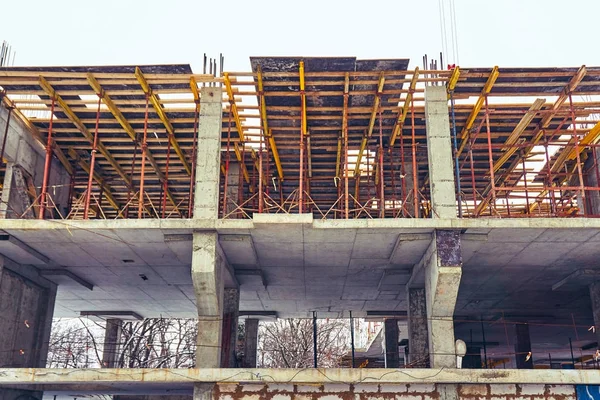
[243,318,259,368]
[192,232,225,368]
[409,230,462,368]
[193,87,223,219]
[403,160,419,218]
[384,319,400,368]
[589,282,600,349]
[425,86,457,219]
[0,101,71,219]
[220,288,239,367]
[0,256,56,400]
[101,318,122,368]
[224,163,240,217]
[514,323,533,369]
[426,230,462,368]
[407,288,429,367]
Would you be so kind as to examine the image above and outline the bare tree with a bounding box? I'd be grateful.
[47,318,103,368]
[258,319,350,368]
[47,317,197,368]
[116,318,197,368]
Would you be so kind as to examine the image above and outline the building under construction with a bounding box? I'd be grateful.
[1,56,600,400]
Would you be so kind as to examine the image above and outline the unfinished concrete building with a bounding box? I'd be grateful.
[1,56,600,400]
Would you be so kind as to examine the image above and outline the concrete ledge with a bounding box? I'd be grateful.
[0,368,599,386]
[1,217,600,232]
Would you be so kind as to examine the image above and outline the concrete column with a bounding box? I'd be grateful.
[192,232,225,368]
[243,318,259,368]
[407,288,429,367]
[514,323,533,369]
[220,288,239,367]
[409,229,462,368]
[0,256,56,400]
[425,86,457,219]
[193,87,223,219]
[224,163,240,217]
[0,163,13,218]
[101,318,122,368]
[403,160,419,218]
[384,319,400,368]
[589,282,600,348]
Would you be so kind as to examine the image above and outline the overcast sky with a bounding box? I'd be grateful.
[3,0,599,72]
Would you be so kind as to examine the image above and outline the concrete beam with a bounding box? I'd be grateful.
[193,87,223,219]
[0,368,599,385]
[425,86,457,219]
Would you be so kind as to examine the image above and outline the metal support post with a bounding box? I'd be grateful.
[188,100,200,218]
[84,95,102,219]
[39,96,56,220]
[138,93,150,218]
[313,311,317,368]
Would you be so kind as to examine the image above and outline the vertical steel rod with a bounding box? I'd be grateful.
[313,311,318,368]
[522,153,530,216]
[350,311,355,368]
[469,137,477,213]
[84,95,102,219]
[343,81,349,219]
[378,107,385,218]
[138,93,150,219]
[450,92,462,217]
[410,94,418,218]
[161,132,171,218]
[481,317,488,369]
[258,111,264,213]
[188,100,200,218]
[569,94,587,216]
[569,337,575,368]
[222,111,232,218]
[39,97,55,220]
[484,95,496,213]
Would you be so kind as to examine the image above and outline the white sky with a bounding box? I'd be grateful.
[3,0,600,71]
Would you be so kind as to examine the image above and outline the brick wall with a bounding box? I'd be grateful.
[215,383,577,400]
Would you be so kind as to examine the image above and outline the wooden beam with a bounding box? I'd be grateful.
[390,68,419,147]
[87,73,180,213]
[457,66,500,157]
[355,72,385,177]
[223,72,245,142]
[134,67,191,176]
[257,66,283,180]
[477,66,587,214]
[494,98,546,170]
[39,76,132,188]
